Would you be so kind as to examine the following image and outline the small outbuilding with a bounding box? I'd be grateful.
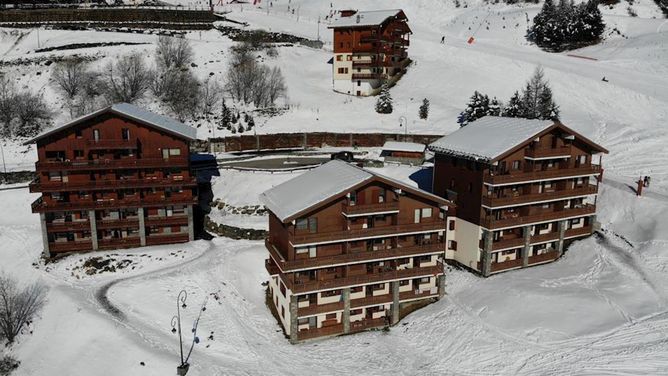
[381,141,426,165]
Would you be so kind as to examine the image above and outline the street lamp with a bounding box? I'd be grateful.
[171,290,208,376]
[399,116,407,141]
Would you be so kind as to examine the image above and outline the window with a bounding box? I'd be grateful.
[346,55,352,61]
[450,179,455,189]
[400,280,410,286]
[336,55,343,61]
[349,190,357,205]
[351,309,363,315]
[93,129,100,141]
[321,289,341,297]
[419,277,430,283]
[75,129,82,138]
[357,80,361,87]
[298,318,309,325]
[308,218,317,233]
[325,313,337,320]
[281,306,285,318]
[296,218,308,230]
[74,150,84,158]
[421,208,432,218]
[121,128,130,140]
[280,282,286,297]
[468,183,473,193]
[169,148,181,156]
[296,247,309,254]
[448,240,457,251]
[449,220,456,231]
[571,218,581,225]
[512,160,521,170]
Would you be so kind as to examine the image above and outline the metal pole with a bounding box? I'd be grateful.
[0,142,6,184]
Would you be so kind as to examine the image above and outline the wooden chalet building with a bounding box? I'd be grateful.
[429,116,608,276]
[261,160,455,342]
[27,103,198,257]
[328,9,411,96]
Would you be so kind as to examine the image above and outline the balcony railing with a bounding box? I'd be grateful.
[86,139,138,149]
[524,146,572,159]
[31,195,198,213]
[267,239,444,272]
[145,215,189,227]
[342,201,399,216]
[30,177,197,193]
[349,318,387,333]
[351,60,376,68]
[98,237,142,249]
[298,301,344,317]
[280,264,443,294]
[490,230,561,251]
[96,218,140,229]
[484,165,601,185]
[351,294,393,309]
[481,204,595,230]
[35,158,190,172]
[528,250,559,265]
[298,323,344,340]
[564,225,593,238]
[477,258,523,273]
[482,185,598,208]
[145,233,190,246]
[351,73,385,80]
[45,220,90,233]
[49,240,93,253]
[290,220,445,245]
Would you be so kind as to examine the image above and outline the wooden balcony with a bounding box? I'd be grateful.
[477,258,524,274]
[298,301,344,317]
[289,220,446,246]
[489,231,561,251]
[86,139,138,149]
[342,201,399,216]
[30,177,197,193]
[484,164,601,185]
[400,288,439,301]
[524,146,572,159]
[49,240,93,253]
[281,264,443,294]
[528,250,559,265]
[564,225,593,238]
[351,73,385,80]
[98,237,141,249]
[35,158,190,172]
[31,196,198,213]
[145,215,189,227]
[265,259,280,276]
[45,220,90,233]
[481,204,595,230]
[482,185,598,208]
[96,218,140,230]
[268,239,444,272]
[145,233,189,246]
[351,60,376,68]
[349,317,387,333]
[351,294,393,309]
[298,323,344,340]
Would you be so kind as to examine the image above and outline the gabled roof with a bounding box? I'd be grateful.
[428,116,608,163]
[25,103,197,145]
[382,141,426,153]
[328,9,406,28]
[259,160,452,223]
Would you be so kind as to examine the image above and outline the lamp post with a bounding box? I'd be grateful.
[171,290,208,376]
[399,116,407,141]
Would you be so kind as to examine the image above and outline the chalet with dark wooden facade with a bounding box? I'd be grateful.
[26,103,198,257]
[261,160,454,342]
[328,9,411,96]
[429,116,608,276]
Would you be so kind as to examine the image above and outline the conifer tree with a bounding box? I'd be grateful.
[375,85,393,114]
[458,91,490,127]
[419,98,430,120]
[488,97,502,116]
[502,91,525,118]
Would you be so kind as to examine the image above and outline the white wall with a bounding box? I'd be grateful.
[448,218,482,270]
[269,276,292,336]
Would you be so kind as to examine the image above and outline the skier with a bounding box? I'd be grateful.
[602,76,608,82]
[440,36,445,44]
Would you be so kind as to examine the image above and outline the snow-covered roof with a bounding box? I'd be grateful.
[259,159,451,222]
[328,9,404,28]
[25,103,197,144]
[382,141,426,153]
[428,116,556,162]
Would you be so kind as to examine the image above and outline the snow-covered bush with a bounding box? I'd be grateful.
[0,354,20,376]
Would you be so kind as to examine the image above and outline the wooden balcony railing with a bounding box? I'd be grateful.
[482,185,598,208]
[298,323,344,340]
[281,264,443,294]
[351,60,376,68]
[298,301,344,317]
[524,146,572,159]
[351,73,385,80]
[289,220,446,246]
[49,240,93,253]
[98,237,141,249]
[342,201,399,216]
[86,139,138,149]
[31,196,197,213]
[477,258,524,274]
[400,288,439,301]
[145,215,189,227]
[30,177,197,193]
[45,220,90,233]
[484,164,601,185]
[490,230,561,251]
[481,204,595,230]
[96,218,140,229]
[265,259,280,276]
[145,233,189,246]
[351,294,393,309]
[349,318,387,333]
[528,250,559,265]
[564,225,593,238]
[35,158,189,172]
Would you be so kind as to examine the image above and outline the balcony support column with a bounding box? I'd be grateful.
[39,213,50,258]
[187,204,195,241]
[557,220,567,257]
[522,225,531,268]
[88,210,98,251]
[591,214,600,232]
[437,274,445,299]
[138,207,146,246]
[481,230,493,277]
[289,294,299,344]
[342,287,351,334]
[391,281,400,325]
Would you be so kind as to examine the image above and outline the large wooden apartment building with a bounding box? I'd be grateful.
[27,103,198,257]
[261,160,454,342]
[328,9,411,96]
[429,116,608,276]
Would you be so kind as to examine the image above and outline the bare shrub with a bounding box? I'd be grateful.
[0,354,20,376]
[0,275,48,345]
[13,92,51,137]
[201,78,222,117]
[51,59,88,99]
[155,36,194,70]
[225,46,286,108]
[99,53,150,104]
[0,75,16,136]
[156,68,201,122]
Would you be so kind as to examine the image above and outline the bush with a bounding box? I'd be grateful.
[529,0,605,51]
[0,355,20,376]
[99,53,150,104]
[0,274,47,344]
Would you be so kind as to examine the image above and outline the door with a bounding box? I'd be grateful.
[93,129,100,142]
[414,209,421,224]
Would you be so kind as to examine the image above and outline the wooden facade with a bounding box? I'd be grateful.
[328,9,411,96]
[265,168,453,342]
[432,120,608,276]
[28,105,197,256]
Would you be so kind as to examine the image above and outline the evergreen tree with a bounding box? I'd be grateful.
[247,115,255,129]
[487,97,502,116]
[375,85,393,114]
[419,98,430,120]
[458,91,490,127]
[529,0,604,51]
[502,91,525,118]
[537,85,560,119]
[520,67,559,120]
[219,98,231,130]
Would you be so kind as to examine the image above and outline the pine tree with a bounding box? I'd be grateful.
[219,98,231,130]
[530,0,604,51]
[502,91,525,118]
[247,115,255,129]
[419,98,430,120]
[537,85,560,119]
[519,67,559,120]
[375,85,393,114]
[487,97,502,116]
[458,91,490,127]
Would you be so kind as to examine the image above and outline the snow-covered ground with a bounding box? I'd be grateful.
[1,0,668,374]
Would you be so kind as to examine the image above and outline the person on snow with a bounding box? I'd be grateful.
[440,36,445,44]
